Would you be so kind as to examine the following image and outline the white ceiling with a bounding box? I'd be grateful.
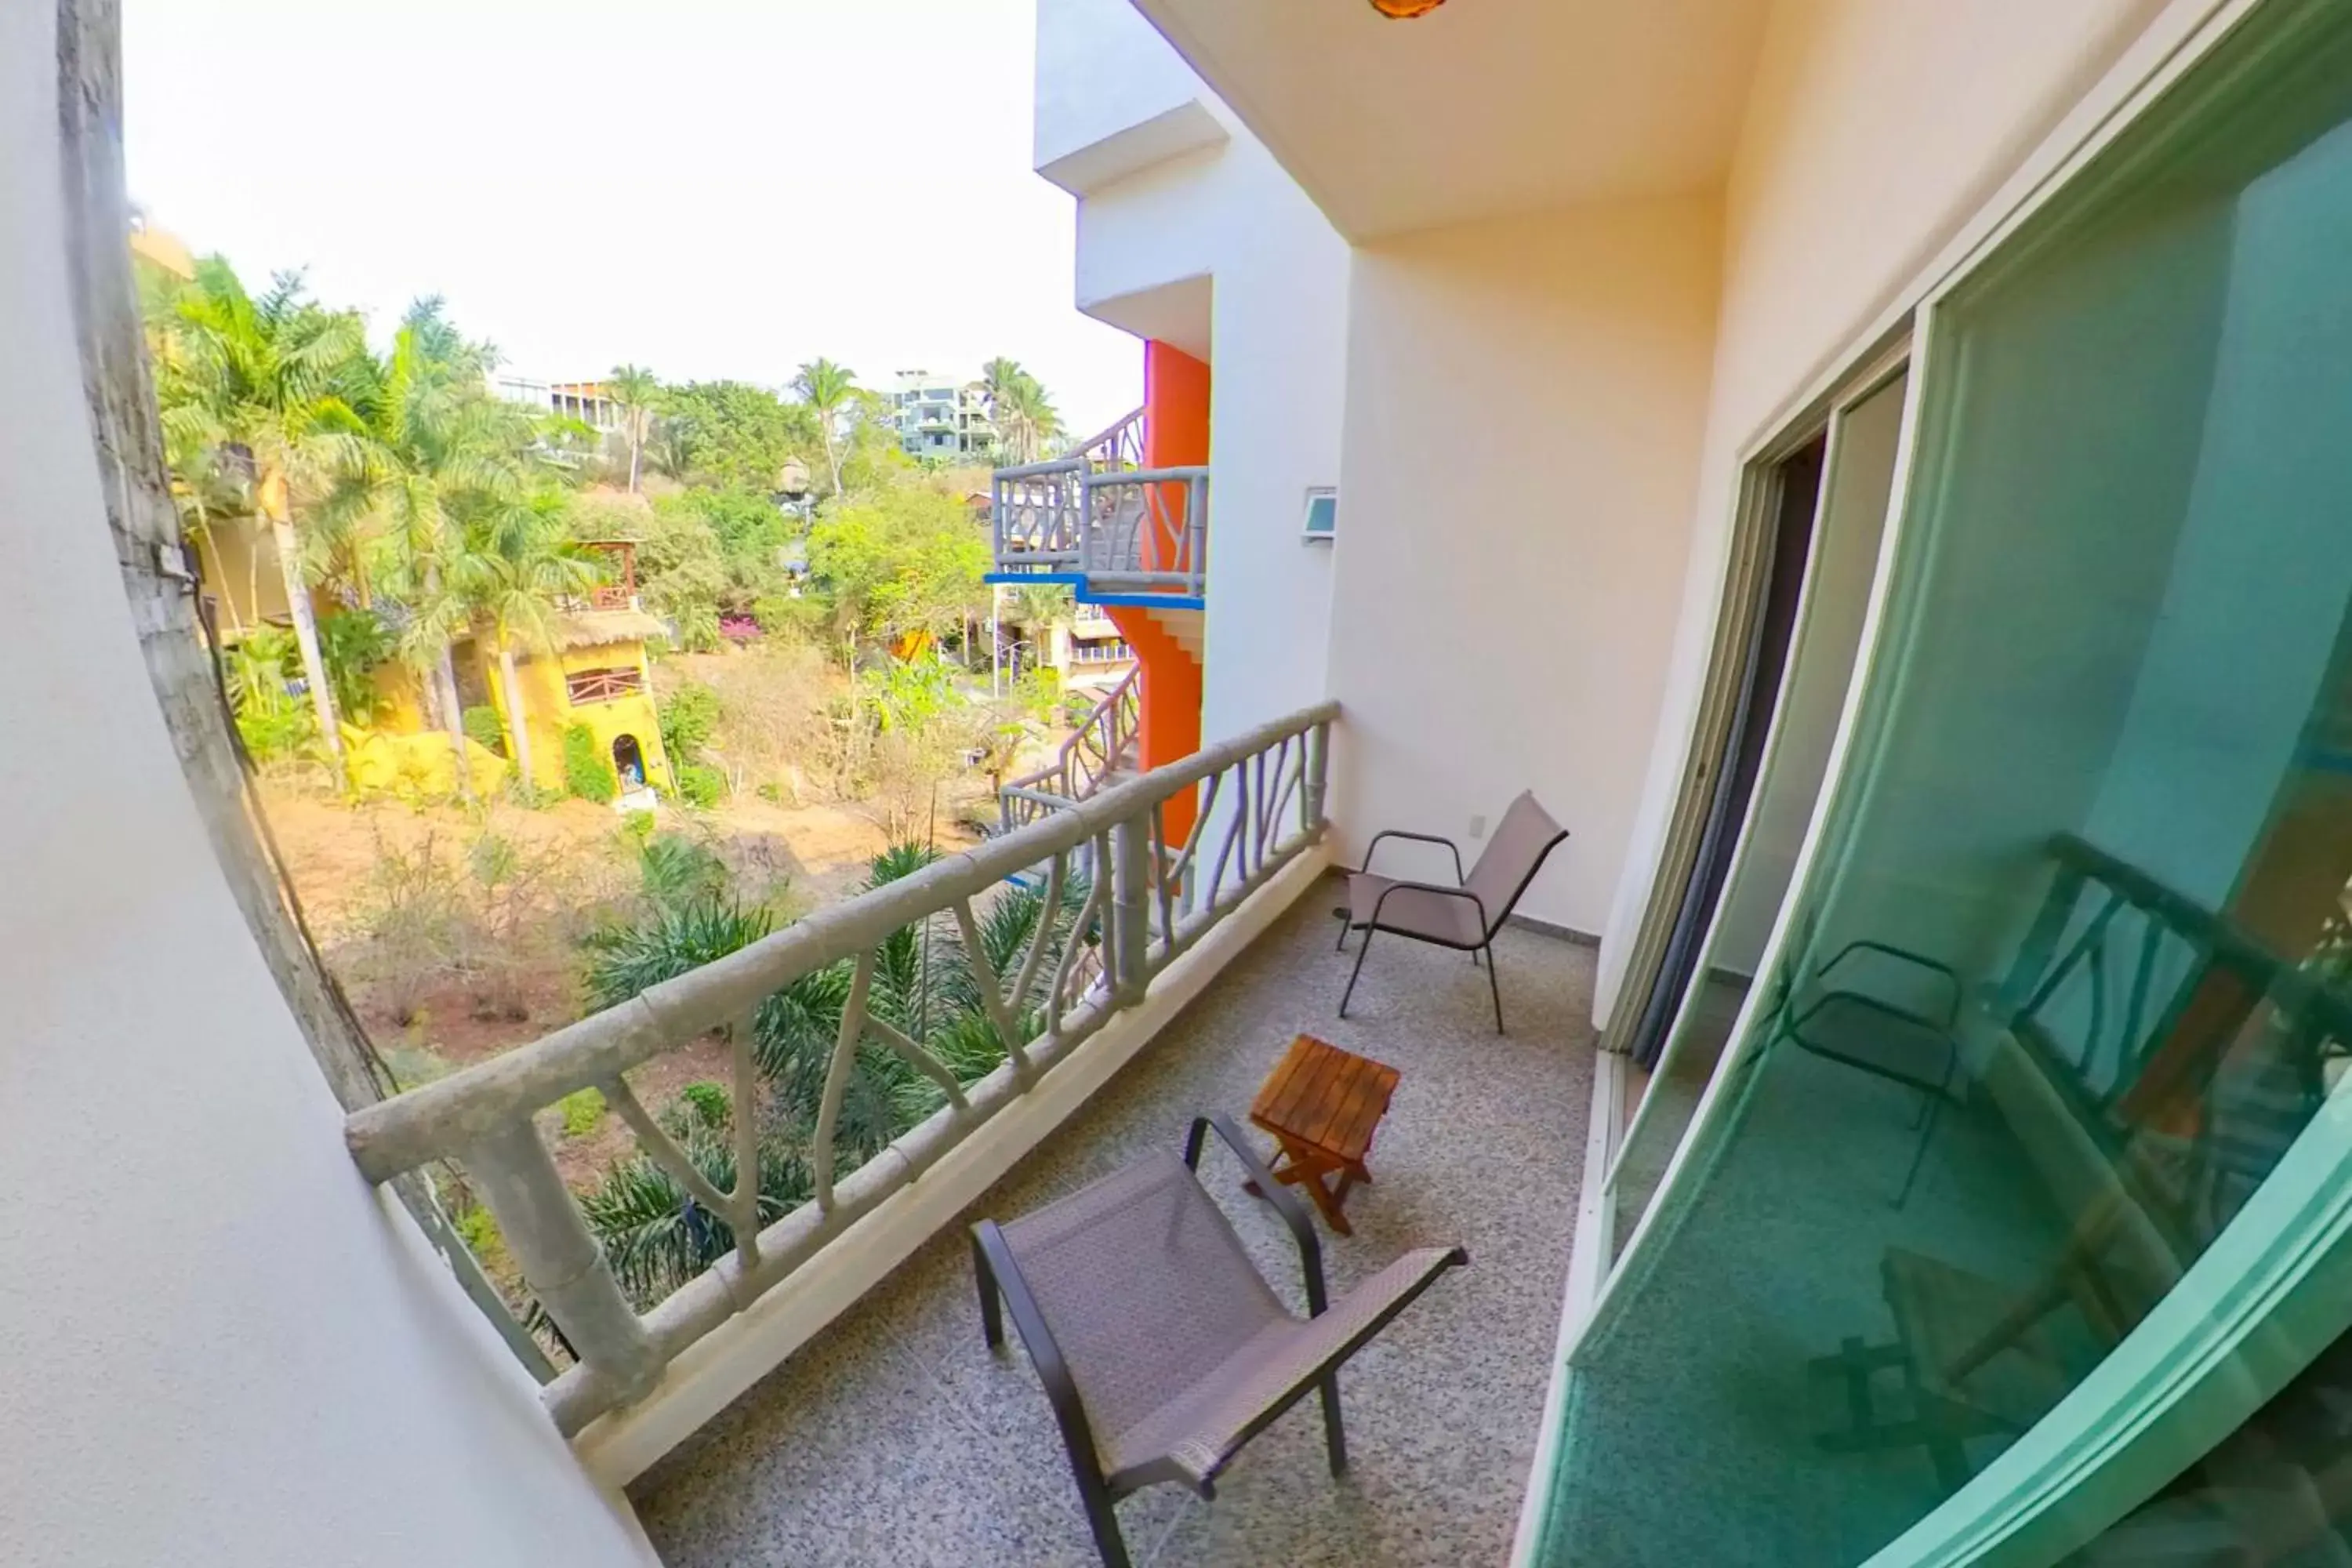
[1132,0,1775,239]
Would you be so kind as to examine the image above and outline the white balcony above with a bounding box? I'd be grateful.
[1130,0,1773,239]
[1035,0,1229,198]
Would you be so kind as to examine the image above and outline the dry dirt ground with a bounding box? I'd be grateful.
[258,778,979,1189]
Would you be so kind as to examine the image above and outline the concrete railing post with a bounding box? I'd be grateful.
[1109,814,1152,1007]
[464,1119,663,1404]
[1304,719,1330,838]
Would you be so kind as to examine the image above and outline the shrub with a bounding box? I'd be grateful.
[677,761,725,808]
[622,808,658,842]
[452,1204,506,1269]
[659,681,722,762]
[562,723,619,803]
[463,704,507,757]
[318,610,394,724]
[672,1081,732,1134]
[225,627,315,763]
[236,703,314,764]
[637,832,731,912]
[557,1086,608,1139]
[582,897,774,1011]
[669,603,724,655]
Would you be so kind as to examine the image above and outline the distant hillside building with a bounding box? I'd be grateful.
[489,374,626,434]
[887,370,995,460]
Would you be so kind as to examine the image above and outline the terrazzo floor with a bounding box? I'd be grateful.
[630,880,1599,1568]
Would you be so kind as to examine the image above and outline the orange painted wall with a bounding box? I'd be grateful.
[1142,341,1210,575]
[1112,339,1211,845]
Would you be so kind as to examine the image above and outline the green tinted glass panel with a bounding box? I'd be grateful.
[1544,12,2352,1565]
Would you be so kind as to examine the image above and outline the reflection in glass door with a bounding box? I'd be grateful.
[1610,367,1910,1261]
[1541,8,2352,1565]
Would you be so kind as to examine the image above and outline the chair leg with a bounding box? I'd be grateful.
[1319,1372,1348,1476]
[1335,912,1352,952]
[1894,1056,1957,1210]
[1485,943,1504,1034]
[1339,927,1376,1018]
[1072,1463,1133,1568]
[972,1231,1003,1351]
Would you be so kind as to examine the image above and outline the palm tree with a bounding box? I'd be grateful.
[792,358,856,497]
[154,260,370,787]
[980,358,1062,464]
[317,298,539,791]
[607,364,659,493]
[443,492,604,789]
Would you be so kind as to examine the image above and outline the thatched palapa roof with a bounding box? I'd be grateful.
[546,609,668,652]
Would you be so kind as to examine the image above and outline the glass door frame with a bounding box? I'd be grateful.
[1604,341,1911,1220]
[1565,1,2352,1564]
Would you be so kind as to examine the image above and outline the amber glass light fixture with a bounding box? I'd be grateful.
[1370,0,1446,16]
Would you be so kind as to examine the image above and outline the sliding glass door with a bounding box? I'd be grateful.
[1541,3,2352,1564]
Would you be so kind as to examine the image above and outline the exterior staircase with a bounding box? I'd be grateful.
[998,665,1142,836]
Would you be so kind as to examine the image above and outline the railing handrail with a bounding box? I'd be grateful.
[1001,666,1139,809]
[347,695,1292,1181]
[345,700,1337,1436]
[1086,463,1209,487]
[993,455,1089,482]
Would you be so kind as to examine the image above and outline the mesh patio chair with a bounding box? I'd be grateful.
[971,1115,1468,1568]
[1771,939,1964,1208]
[1336,790,1570,1032]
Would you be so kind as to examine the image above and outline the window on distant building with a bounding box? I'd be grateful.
[564,665,643,705]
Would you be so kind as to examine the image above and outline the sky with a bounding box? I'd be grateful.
[123,0,1143,437]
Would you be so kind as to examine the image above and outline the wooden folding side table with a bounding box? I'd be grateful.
[1247,1033,1401,1236]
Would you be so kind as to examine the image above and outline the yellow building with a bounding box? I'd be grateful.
[465,605,673,804]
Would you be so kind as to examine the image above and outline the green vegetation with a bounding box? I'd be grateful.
[980,357,1065,463]
[575,839,1097,1307]
[658,681,721,762]
[557,1086,608,1140]
[675,1080,733,1128]
[462,703,506,757]
[676,762,725,808]
[562,723,619,804]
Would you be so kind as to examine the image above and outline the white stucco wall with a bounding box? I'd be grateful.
[0,13,658,1566]
[1323,196,1722,938]
[1034,0,1208,177]
[1592,0,2180,1024]
[1071,110,1353,752]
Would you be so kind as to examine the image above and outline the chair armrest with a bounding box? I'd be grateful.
[1815,939,1963,1027]
[1185,1114,1327,1316]
[1369,879,1490,938]
[1360,829,1465,885]
[972,1219,1109,1469]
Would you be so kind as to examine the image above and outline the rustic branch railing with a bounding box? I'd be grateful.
[564,666,644,705]
[1000,666,1141,836]
[990,408,1207,597]
[344,701,1337,1437]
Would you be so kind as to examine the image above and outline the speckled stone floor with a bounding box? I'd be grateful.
[630,879,1599,1568]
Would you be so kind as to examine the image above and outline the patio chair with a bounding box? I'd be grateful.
[1770,939,1964,1208]
[1336,789,1570,1033]
[971,1115,1468,1568]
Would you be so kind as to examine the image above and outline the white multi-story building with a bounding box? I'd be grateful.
[20,1,2352,1565]
[887,368,996,459]
[491,372,629,434]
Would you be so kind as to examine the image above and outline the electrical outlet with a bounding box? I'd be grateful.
[1468,814,1488,840]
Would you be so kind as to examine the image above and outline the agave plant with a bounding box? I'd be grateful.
[570,840,1095,1306]
[571,1087,815,1310]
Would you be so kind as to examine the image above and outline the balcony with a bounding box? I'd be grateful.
[992,409,1207,607]
[337,704,1593,1563]
[630,877,1591,1566]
